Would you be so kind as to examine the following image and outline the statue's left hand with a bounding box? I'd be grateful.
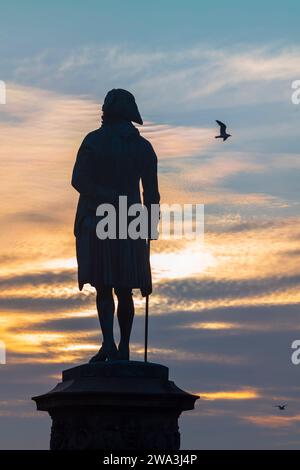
[141,285,152,297]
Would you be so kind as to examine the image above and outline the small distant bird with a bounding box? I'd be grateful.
[215,120,231,141]
[274,404,287,410]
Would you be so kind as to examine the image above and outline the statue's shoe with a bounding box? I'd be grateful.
[89,343,118,363]
[117,343,130,361]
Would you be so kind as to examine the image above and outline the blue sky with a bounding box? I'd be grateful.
[1,1,300,54]
[1,0,300,450]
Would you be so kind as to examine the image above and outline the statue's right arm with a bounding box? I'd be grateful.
[71,135,116,204]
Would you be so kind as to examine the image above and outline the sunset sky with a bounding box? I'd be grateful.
[1,0,300,449]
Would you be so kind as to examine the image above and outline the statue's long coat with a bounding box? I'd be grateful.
[71,120,160,295]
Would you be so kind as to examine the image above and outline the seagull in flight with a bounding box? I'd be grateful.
[274,404,287,411]
[215,120,231,141]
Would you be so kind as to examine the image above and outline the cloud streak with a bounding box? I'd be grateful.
[11,44,300,114]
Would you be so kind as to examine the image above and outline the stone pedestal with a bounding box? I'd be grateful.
[32,360,199,450]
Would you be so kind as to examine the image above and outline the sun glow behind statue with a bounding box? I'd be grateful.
[151,242,216,280]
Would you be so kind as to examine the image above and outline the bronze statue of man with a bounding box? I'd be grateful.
[71,89,160,362]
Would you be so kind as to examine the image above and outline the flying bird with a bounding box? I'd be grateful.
[215,120,231,141]
[274,404,287,410]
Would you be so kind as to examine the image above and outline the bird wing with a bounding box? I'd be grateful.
[216,120,227,133]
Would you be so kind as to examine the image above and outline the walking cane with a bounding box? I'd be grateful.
[144,239,151,362]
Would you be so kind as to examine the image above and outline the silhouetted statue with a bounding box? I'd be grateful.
[72,89,160,362]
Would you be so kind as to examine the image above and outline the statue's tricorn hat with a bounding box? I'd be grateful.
[102,88,143,125]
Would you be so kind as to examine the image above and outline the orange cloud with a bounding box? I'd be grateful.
[242,414,300,429]
[200,389,260,401]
